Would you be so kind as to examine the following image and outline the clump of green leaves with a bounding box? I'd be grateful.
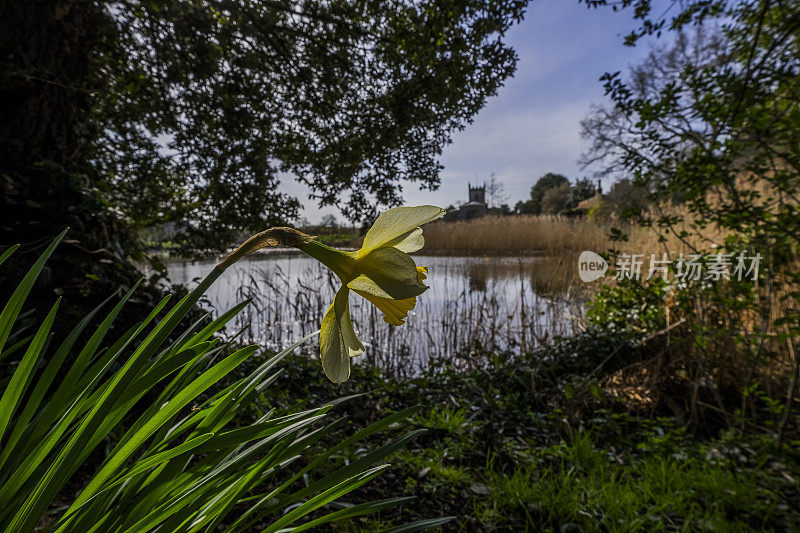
[0,233,447,532]
[587,276,671,334]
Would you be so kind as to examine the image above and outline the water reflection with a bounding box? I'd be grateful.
[159,253,585,376]
[467,263,488,292]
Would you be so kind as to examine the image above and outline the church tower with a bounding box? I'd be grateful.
[468,183,486,204]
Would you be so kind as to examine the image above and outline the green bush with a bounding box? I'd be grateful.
[587,277,671,334]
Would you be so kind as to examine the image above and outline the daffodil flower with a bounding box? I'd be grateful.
[216,205,445,383]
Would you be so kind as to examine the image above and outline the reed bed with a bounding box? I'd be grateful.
[422,209,728,257]
[422,215,613,255]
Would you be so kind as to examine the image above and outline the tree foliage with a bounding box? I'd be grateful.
[540,182,571,215]
[515,172,569,214]
[581,4,800,260]
[592,178,650,219]
[580,0,727,46]
[93,0,528,250]
[570,177,596,205]
[515,173,596,215]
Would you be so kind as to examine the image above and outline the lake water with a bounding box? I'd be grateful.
[161,253,584,376]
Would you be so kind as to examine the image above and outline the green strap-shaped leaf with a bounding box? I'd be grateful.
[380,517,457,532]
[6,267,224,532]
[124,411,330,533]
[191,332,317,438]
[0,244,20,268]
[286,496,416,532]
[183,300,250,349]
[50,433,214,531]
[0,334,33,365]
[0,295,112,471]
[0,230,66,358]
[0,307,168,515]
[268,407,423,505]
[260,465,390,533]
[0,298,60,447]
[231,413,423,531]
[261,428,426,521]
[26,282,148,448]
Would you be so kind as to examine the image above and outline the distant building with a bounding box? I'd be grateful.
[456,184,489,220]
[577,180,604,211]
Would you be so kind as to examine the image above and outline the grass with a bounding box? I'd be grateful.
[412,407,471,434]
[478,433,785,531]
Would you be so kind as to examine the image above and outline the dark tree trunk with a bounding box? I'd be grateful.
[1,0,98,215]
[0,0,155,332]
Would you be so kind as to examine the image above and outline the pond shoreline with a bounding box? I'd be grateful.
[144,247,575,263]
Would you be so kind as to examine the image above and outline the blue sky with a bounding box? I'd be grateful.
[291,0,661,223]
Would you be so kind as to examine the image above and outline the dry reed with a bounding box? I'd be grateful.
[422,215,613,255]
[422,208,728,257]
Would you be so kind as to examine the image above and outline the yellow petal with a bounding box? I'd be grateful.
[347,275,393,299]
[353,290,417,326]
[319,288,364,383]
[416,266,428,283]
[360,206,445,256]
[353,247,428,300]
